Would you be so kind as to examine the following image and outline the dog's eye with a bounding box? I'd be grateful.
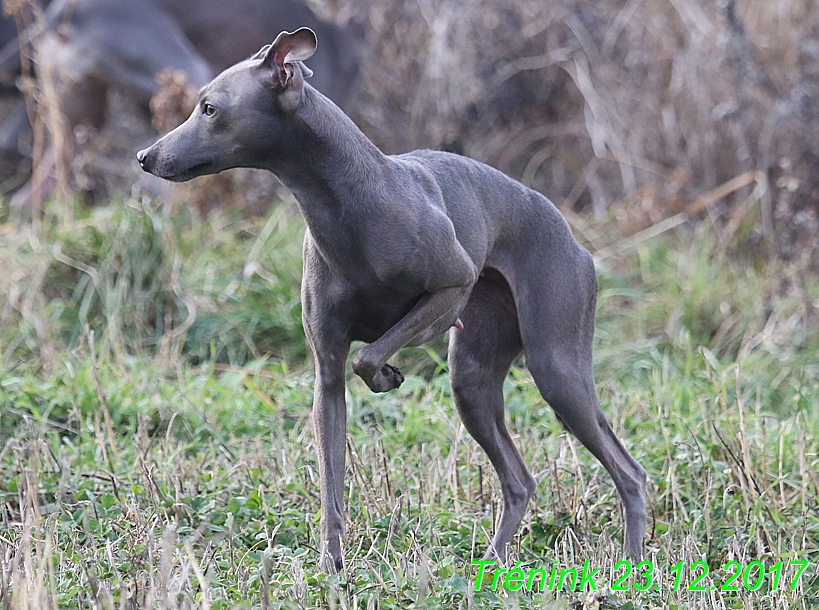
[202,103,216,117]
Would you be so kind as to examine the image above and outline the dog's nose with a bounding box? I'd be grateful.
[136,148,148,166]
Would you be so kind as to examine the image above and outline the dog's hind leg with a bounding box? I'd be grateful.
[514,248,647,560]
[448,274,536,563]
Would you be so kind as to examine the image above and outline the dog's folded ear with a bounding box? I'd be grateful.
[250,44,271,61]
[260,28,317,89]
[296,62,313,79]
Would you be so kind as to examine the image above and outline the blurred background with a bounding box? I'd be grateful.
[0,0,817,368]
[355,0,819,266]
[3,0,819,251]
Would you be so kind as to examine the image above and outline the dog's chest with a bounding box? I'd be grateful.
[344,284,422,343]
[303,229,429,343]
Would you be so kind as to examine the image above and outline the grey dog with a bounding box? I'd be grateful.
[137,28,647,572]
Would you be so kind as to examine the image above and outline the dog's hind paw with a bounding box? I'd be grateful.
[365,363,405,393]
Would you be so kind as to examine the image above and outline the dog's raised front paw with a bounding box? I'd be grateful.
[352,350,405,392]
[364,363,404,393]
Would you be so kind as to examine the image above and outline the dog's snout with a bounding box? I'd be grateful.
[136,148,148,166]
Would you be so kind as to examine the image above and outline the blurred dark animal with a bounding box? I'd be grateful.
[1,0,363,207]
[37,0,212,129]
[137,28,646,571]
[36,0,361,125]
[1,0,213,206]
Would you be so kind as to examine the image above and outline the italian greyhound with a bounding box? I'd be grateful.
[137,28,647,572]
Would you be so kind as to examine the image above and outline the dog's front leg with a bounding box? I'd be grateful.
[309,338,350,573]
[312,351,348,573]
[353,279,475,393]
[303,278,352,573]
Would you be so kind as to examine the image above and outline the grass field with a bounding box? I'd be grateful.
[1,195,818,609]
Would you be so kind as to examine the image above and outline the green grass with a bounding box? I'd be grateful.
[1,198,818,609]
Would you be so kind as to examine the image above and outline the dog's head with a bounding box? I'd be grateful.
[137,28,317,181]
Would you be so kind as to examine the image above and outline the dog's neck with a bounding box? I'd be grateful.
[264,86,393,242]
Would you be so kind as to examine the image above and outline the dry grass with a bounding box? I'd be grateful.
[344,0,819,262]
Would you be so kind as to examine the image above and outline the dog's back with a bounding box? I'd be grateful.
[398,149,583,265]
